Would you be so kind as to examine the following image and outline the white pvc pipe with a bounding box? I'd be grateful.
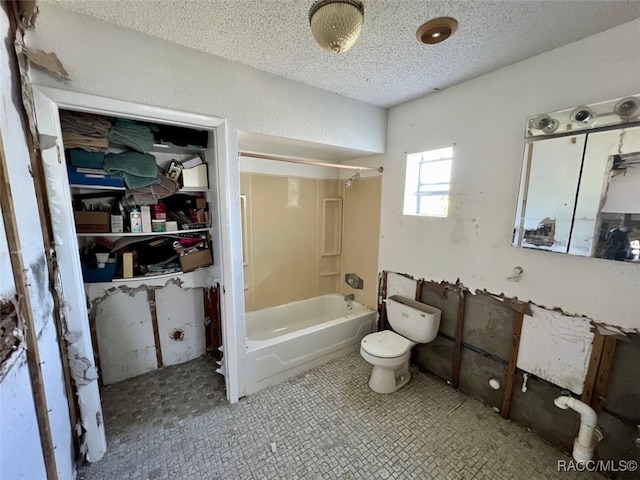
[554,396,599,462]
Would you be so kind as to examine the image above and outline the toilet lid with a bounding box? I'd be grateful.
[361,330,412,358]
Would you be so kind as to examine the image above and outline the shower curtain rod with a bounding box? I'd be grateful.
[239,151,384,173]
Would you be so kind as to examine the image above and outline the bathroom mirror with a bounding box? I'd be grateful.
[513,93,640,262]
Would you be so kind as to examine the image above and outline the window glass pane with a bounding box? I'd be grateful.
[419,195,448,216]
[419,159,452,184]
[403,147,453,217]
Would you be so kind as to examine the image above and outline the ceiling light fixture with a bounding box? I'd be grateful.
[309,0,364,53]
[417,17,458,45]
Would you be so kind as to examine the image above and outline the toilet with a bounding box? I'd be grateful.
[360,295,441,394]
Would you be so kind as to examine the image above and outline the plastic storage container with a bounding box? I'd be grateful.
[82,261,117,283]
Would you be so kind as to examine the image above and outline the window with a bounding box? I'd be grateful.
[403,147,453,217]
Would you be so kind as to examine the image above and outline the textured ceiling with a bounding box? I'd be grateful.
[47,0,640,108]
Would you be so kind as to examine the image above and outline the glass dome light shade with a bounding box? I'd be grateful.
[309,0,364,53]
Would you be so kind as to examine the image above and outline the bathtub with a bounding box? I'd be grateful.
[245,293,376,394]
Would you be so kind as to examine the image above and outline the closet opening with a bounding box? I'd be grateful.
[32,86,245,462]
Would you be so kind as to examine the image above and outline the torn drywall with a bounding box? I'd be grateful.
[0,294,26,382]
[517,305,594,394]
[88,278,207,384]
[64,330,98,385]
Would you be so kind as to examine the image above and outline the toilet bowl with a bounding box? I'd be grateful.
[360,330,415,393]
[360,295,441,394]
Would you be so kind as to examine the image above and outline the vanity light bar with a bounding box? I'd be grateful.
[526,94,640,139]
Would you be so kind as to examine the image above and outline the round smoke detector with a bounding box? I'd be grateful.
[417,17,458,45]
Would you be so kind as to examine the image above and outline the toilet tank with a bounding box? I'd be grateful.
[384,295,441,343]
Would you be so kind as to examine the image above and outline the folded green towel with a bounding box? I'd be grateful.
[108,119,156,153]
[103,151,159,189]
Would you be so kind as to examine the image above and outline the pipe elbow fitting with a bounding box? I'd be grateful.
[566,397,597,428]
[554,396,596,425]
[554,395,571,410]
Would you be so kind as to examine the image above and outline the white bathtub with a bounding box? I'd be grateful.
[245,293,376,394]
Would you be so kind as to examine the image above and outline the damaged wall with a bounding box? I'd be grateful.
[87,279,206,385]
[0,4,74,479]
[347,17,640,330]
[384,272,639,473]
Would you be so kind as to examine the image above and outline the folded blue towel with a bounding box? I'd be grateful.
[103,151,159,189]
[69,149,105,169]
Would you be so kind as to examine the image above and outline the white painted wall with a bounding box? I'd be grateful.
[0,5,74,479]
[156,284,206,367]
[370,18,640,329]
[95,290,157,385]
[26,4,386,156]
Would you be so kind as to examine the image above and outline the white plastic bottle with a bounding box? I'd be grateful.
[130,206,142,233]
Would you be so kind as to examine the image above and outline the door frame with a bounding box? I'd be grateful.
[31,85,246,462]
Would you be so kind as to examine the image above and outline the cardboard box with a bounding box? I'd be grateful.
[179,248,213,273]
[122,252,134,278]
[141,206,152,233]
[182,164,208,189]
[74,211,110,233]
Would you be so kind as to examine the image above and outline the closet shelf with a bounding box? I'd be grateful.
[70,184,206,193]
[150,143,205,155]
[77,227,209,237]
[70,184,125,191]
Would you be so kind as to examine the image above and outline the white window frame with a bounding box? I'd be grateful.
[403,146,453,217]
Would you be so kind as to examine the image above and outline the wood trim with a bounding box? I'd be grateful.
[501,311,524,419]
[581,335,606,406]
[592,336,617,414]
[147,289,163,369]
[452,289,466,389]
[0,130,59,479]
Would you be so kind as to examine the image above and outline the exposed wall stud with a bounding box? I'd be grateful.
[452,288,466,389]
[379,271,389,331]
[592,336,617,414]
[148,289,163,368]
[501,311,524,419]
[581,334,606,406]
[204,285,223,358]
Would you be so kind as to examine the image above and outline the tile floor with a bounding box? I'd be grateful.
[79,353,603,480]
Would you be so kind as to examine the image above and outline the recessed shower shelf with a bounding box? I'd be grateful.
[319,270,341,277]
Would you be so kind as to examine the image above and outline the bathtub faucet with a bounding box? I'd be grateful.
[344,294,355,302]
